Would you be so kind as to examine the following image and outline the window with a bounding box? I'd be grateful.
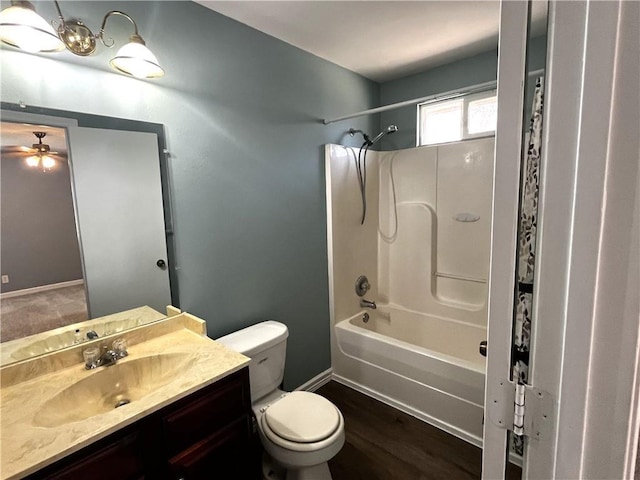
[419,99,463,145]
[417,89,497,146]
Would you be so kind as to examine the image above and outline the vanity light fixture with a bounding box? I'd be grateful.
[0,0,164,79]
[0,1,63,53]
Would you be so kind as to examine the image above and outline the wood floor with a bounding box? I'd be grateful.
[316,381,522,480]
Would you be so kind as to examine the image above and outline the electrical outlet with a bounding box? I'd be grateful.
[1,275,9,284]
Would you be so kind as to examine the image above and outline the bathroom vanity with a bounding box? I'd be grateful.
[0,313,260,480]
[26,369,257,479]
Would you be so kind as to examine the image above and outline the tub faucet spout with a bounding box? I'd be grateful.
[360,299,376,309]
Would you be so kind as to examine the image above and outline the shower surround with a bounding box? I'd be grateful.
[326,138,494,446]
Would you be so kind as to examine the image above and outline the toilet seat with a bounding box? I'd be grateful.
[260,392,343,452]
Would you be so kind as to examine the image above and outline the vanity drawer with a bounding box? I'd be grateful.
[162,368,250,455]
[30,430,144,480]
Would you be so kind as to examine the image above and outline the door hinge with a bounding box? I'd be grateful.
[488,379,553,441]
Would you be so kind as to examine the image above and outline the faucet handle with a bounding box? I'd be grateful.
[355,275,371,297]
[83,346,101,369]
[112,338,128,358]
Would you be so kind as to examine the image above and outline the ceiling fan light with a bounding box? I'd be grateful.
[25,155,39,167]
[109,35,164,79]
[41,155,55,169]
[0,3,64,53]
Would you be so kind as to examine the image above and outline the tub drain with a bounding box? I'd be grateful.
[114,399,131,408]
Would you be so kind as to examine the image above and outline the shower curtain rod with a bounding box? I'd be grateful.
[323,68,545,125]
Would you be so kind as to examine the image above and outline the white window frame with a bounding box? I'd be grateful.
[417,88,497,146]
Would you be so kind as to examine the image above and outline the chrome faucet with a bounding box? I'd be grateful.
[98,346,119,368]
[83,339,128,369]
[360,299,376,309]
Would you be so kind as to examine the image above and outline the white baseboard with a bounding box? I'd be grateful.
[294,368,333,392]
[0,279,84,299]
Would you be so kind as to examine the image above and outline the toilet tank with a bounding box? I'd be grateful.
[216,321,288,402]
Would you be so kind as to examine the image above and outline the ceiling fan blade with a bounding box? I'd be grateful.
[1,145,36,154]
[1,149,67,163]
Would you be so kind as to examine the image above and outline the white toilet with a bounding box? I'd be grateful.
[216,321,344,480]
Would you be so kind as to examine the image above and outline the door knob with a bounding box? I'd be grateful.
[156,259,166,269]
[479,340,488,357]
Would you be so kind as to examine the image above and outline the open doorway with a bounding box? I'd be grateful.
[1,122,87,341]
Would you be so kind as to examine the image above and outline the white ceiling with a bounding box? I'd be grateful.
[196,1,547,83]
[1,122,68,157]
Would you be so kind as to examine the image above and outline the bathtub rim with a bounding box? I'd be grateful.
[374,301,488,330]
[338,308,487,374]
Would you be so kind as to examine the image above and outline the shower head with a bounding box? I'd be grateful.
[369,124,399,146]
[348,128,371,145]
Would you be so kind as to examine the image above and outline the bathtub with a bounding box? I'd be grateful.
[332,305,487,446]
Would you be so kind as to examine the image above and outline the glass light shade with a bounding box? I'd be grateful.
[0,4,64,53]
[109,38,164,79]
[41,156,55,169]
[25,155,39,167]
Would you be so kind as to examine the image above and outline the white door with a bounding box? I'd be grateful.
[483,1,640,478]
[482,1,530,478]
[67,127,171,318]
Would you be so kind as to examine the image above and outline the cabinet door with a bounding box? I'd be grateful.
[162,369,250,456]
[168,416,259,480]
[38,431,144,480]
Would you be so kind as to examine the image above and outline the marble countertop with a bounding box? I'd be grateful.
[0,314,249,480]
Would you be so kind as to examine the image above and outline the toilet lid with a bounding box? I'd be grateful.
[263,391,341,443]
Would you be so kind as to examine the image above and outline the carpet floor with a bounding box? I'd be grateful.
[1,284,87,342]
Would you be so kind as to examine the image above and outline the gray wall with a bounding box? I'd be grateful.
[0,1,378,389]
[0,155,83,292]
[378,36,548,150]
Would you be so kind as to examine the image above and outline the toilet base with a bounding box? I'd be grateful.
[285,462,332,480]
[261,452,333,480]
[262,452,285,480]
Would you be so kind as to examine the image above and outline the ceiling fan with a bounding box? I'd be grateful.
[1,131,66,171]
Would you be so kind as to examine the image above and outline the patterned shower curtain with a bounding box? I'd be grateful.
[512,77,544,455]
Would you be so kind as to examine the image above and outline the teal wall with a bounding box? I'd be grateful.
[378,36,548,150]
[0,0,548,389]
[0,1,379,389]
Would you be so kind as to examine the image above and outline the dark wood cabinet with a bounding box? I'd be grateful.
[45,431,144,480]
[168,417,258,479]
[28,368,261,480]
[162,373,248,457]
